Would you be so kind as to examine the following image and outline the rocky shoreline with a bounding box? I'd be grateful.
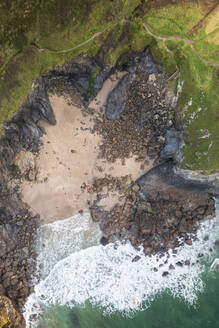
[97,162,215,255]
[0,49,218,326]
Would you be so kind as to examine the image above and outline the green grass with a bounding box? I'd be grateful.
[178,64,219,173]
[140,3,219,173]
[166,41,219,172]
[193,34,219,64]
[123,0,142,19]
[104,18,153,66]
[0,30,108,124]
[0,0,126,127]
[168,37,219,173]
[0,0,219,172]
[129,18,153,51]
[144,2,203,38]
[150,39,177,74]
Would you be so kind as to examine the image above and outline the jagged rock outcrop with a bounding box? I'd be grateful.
[97,163,216,254]
[0,296,25,328]
[106,74,131,120]
[159,129,182,163]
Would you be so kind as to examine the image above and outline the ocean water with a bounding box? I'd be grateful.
[24,199,219,328]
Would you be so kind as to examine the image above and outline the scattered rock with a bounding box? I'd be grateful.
[100,236,108,246]
[132,255,141,262]
[169,264,175,270]
[185,239,193,246]
[148,74,156,82]
[132,183,140,192]
[97,176,215,255]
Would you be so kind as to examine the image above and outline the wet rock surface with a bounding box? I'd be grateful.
[96,176,215,254]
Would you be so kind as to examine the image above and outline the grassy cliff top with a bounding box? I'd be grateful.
[0,0,218,173]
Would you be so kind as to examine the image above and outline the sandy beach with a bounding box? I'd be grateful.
[19,73,153,223]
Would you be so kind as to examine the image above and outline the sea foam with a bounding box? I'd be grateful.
[24,202,219,327]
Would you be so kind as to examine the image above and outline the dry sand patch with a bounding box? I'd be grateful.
[20,73,153,222]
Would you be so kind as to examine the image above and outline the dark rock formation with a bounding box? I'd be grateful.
[138,161,219,196]
[116,49,162,75]
[159,129,182,163]
[97,176,215,254]
[106,74,131,120]
[45,55,111,106]
[136,49,161,74]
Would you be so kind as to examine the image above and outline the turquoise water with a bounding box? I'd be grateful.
[24,201,219,328]
[38,271,219,328]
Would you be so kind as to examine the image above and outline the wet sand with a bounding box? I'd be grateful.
[20,73,153,222]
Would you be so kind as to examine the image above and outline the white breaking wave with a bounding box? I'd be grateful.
[24,202,219,327]
[36,212,102,277]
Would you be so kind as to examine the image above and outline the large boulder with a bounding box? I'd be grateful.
[159,129,182,163]
[14,150,37,181]
[106,74,131,120]
[136,49,160,74]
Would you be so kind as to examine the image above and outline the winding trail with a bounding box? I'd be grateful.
[31,0,131,54]
[142,22,219,68]
[1,1,219,86]
[0,0,131,74]
[33,19,219,68]
[32,25,114,54]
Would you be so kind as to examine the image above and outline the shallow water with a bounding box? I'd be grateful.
[38,275,219,328]
[24,200,219,328]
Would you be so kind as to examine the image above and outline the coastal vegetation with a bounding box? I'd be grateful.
[0,0,218,173]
